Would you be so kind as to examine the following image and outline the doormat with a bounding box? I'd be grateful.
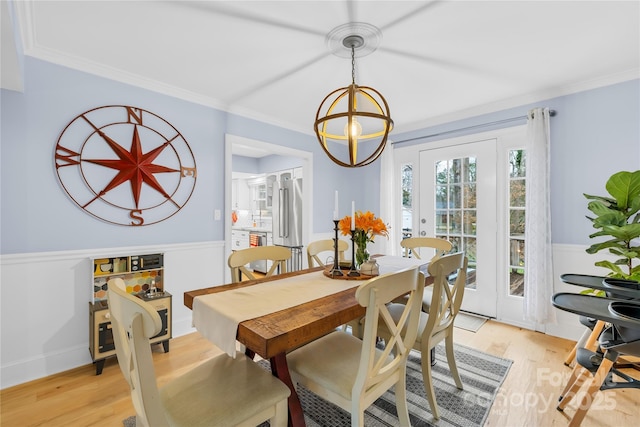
[124,343,511,427]
[454,311,488,332]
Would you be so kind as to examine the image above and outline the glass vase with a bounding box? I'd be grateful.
[355,243,370,267]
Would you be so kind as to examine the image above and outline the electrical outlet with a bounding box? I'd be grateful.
[214,209,221,220]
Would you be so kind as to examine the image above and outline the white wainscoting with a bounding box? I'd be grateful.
[495,244,616,341]
[0,241,226,389]
[0,241,617,388]
[545,243,616,341]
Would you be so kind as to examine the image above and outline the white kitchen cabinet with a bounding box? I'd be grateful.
[266,174,277,208]
[252,184,267,211]
[231,229,250,250]
[232,178,251,210]
[247,176,267,211]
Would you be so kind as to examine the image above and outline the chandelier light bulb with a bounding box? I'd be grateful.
[344,118,363,139]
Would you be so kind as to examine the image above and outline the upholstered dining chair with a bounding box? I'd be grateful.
[287,267,425,427]
[306,239,349,267]
[107,278,290,427]
[228,246,291,282]
[377,252,468,420]
[401,236,452,261]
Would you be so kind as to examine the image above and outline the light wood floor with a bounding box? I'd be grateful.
[1,321,638,426]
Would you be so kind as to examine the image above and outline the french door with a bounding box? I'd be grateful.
[419,139,497,317]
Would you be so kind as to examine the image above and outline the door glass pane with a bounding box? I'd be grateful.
[435,185,448,208]
[450,159,462,183]
[509,149,526,297]
[464,183,476,208]
[435,210,448,234]
[509,210,526,235]
[463,209,477,234]
[510,180,526,207]
[465,157,477,182]
[464,236,477,287]
[436,161,448,183]
[450,210,462,233]
[433,155,477,290]
[449,184,462,208]
[510,150,526,177]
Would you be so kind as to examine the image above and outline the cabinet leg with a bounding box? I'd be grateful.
[95,359,105,375]
[162,339,170,353]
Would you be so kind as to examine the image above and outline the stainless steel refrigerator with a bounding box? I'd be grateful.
[272,177,302,247]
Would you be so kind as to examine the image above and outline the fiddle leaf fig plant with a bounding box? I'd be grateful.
[584,170,640,281]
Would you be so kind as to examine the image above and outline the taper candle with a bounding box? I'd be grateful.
[333,191,339,220]
[351,201,355,229]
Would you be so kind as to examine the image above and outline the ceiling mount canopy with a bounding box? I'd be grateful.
[315,23,393,168]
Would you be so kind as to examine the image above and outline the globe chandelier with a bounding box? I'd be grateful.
[314,24,393,168]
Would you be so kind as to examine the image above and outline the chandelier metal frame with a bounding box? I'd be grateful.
[314,32,393,168]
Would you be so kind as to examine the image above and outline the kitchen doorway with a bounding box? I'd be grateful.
[224,134,313,282]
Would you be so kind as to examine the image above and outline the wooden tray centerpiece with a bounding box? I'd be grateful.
[323,264,377,280]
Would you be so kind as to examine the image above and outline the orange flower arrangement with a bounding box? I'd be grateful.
[339,211,389,266]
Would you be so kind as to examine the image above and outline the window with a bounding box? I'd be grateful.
[401,163,413,240]
[508,149,525,297]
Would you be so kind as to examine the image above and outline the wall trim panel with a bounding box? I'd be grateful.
[1,241,226,389]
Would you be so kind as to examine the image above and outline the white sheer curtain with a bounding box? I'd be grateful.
[379,145,398,256]
[523,107,556,324]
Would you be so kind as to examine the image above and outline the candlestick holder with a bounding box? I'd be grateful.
[348,229,360,277]
[329,220,343,277]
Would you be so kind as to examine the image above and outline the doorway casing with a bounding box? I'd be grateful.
[225,134,314,282]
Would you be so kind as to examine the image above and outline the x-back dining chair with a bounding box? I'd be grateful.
[400,236,454,312]
[377,252,468,419]
[287,267,425,427]
[401,236,452,261]
[228,246,291,282]
[107,278,290,427]
[307,239,348,267]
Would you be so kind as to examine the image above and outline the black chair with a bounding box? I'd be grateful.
[559,274,640,366]
[552,290,640,427]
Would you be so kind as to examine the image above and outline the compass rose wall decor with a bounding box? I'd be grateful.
[54,105,197,226]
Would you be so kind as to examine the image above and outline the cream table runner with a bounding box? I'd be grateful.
[193,271,363,357]
[192,257,427,357]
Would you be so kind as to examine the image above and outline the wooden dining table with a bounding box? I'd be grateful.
[184,257,430,427]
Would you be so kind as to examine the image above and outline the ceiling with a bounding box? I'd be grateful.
[4,1,639,139]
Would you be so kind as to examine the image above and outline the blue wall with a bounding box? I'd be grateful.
[0,58,378,254]
[1,56,638,254]
[1,58,225,253]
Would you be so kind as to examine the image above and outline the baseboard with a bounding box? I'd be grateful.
[0,344,90,390]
